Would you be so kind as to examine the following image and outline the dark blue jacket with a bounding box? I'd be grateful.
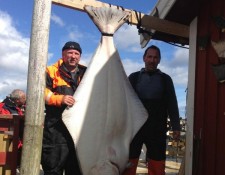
[129,68,180,132]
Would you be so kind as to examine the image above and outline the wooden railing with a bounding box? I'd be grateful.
[0,115,24,175]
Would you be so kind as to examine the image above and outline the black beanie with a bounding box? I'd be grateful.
[62,41,82,54]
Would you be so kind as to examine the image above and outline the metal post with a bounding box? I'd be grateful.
[20,0,51,174]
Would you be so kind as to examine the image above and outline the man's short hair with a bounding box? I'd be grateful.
[10,89,25,100]
[143,45,161,60]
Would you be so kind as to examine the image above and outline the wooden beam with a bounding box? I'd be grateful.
[140,15,189,38]
[52,0,189,38]
[52,0,109,12]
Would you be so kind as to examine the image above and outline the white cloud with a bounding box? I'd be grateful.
[159,46,189,117]
[122,58,143,76]
[159,47,189,87]
[0,11,20,38]
[0,10,29,101]
[67,25,84,41]
[114,24,143,52]
[51,13,65,27]
[168,46,189,67]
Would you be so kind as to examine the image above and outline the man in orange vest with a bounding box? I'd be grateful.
[41,41,87,175]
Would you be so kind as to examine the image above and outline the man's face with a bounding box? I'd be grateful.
[62,49,81,68]
[16,94,26,107]
[143,48,160,71]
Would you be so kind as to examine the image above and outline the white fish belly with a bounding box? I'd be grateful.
[62,6,148,175]
[63,38,147,174]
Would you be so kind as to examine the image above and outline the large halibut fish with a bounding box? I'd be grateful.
[62,6,148,175]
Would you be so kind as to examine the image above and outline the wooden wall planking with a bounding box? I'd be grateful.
[194,0,225,174]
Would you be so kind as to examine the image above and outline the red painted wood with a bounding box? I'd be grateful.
[194,0,225,174]
[0,152,6,165]
[0,115,24,175]
[0,152,14,166]
[193,1,211,174]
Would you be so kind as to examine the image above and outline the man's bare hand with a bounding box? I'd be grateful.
[62,95,75,107]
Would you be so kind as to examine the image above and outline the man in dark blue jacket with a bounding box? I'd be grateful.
[123,45,180,175]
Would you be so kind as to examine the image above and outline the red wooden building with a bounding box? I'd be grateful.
[151,0,225,174]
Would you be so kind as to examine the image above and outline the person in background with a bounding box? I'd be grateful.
[0,89,26,167]
[0,89,26,115]
[123,45,181,175]
[41,41,87,175]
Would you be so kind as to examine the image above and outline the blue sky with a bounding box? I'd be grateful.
[0,0,189,117]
